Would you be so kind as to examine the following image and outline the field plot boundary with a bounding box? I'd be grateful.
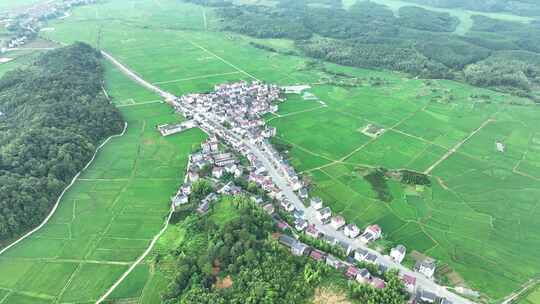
[0,122,128,256]
[96,206,174,304]
[424,118,494,174]
[116,99,163,107]
[152,71,241,85]
[184,38,260,81]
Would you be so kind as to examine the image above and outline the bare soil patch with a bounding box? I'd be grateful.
[215,275,233,289]
[313,287,351,304]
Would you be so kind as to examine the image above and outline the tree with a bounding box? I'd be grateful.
[0,43,123,242]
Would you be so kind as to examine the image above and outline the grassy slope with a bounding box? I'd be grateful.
[9,0,539,301]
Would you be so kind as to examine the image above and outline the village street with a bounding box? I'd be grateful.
[248,142,473,304]
[103,52,475,304]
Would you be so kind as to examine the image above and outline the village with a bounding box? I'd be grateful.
[159,80,451,304]
[0,0,96,50]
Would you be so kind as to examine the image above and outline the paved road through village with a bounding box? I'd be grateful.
[103,51,475,304]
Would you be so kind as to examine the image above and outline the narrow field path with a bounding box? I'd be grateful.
[202,7,208,30]
[184,38,260,81]
[152,71,241,85]
[96,207,174,304]
[266,105,325,122]
[117,100,163,107]
[91,54,198,299]
[424,118,494,174]
[501,278,540,304]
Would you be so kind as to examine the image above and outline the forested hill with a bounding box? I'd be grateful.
[190,0,540,102]
[399,0,540,17]
[0,43,124,244]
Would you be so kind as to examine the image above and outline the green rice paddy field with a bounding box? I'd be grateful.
[0,57,206,302]
[0,0,538,302]
[518,283,540,304]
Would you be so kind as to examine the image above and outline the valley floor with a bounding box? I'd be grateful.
[0,0,539,302]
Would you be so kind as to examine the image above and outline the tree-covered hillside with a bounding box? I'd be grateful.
[198,0,540,101]
[160,199,408,304]
[399,0,540,17]
[0,43,124,244]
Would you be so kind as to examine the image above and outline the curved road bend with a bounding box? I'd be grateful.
[102,51,474,304]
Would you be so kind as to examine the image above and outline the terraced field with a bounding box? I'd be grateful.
[0,0,538,301]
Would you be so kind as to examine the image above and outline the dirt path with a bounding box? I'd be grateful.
[184,38,260,81]
[424,118,494,174]
[501,278,539,304]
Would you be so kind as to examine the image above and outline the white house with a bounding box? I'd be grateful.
[298,188,308,199]
[390,244,406,264]
[317,207,332,221]
[181,184,192,195]
[496,141,505,153]
[310,197,323,210]
[359,224,382,243]
[291,176,302,191]
[416,259,436,278]
[354,249,368,262]
[172,194,189,210]
[344,224,360,238]
[295,218,308,231]
[330,215,345,230]
[281,200,295,212]
[356,268,371,284]
[212,166,224,178]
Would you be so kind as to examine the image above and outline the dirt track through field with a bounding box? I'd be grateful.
[424,118,494,174]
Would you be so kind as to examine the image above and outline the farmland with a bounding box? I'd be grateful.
[0,0,46,12]
[518,283,540,304]
[0,0,537,302]
[0,57,206,302]
[361,0,535,35]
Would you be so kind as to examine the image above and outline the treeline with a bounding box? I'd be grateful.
[0,43,124,243]
[398,0,540,17]
[397,6,459,32]
[188,0,540,101]
[161,200,408,303]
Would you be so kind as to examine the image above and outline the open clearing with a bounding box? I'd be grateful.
[0,0,537,301]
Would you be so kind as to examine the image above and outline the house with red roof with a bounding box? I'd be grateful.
[310,249,326,262]
[305,224,320,239]
[345,266,360,279]
[371,277,386,289]
[402,274,417,293]
[359,224,382,243]
[330,215,346,230]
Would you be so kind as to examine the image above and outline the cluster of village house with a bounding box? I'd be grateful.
[0,0,95,50]
[160,81,445,304]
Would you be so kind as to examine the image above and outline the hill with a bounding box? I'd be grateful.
[0,43,124,244]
